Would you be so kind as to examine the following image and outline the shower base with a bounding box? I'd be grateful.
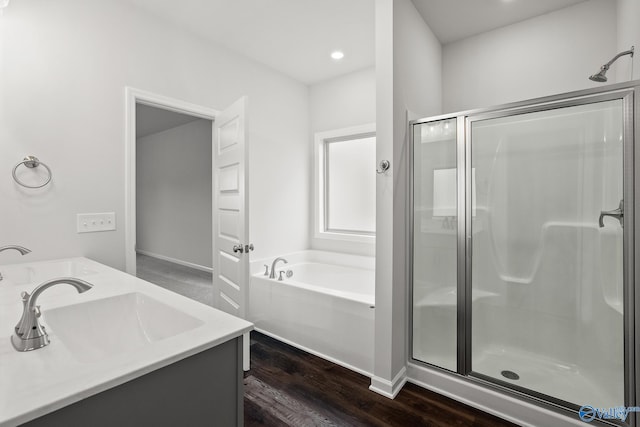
[472,345,623,409]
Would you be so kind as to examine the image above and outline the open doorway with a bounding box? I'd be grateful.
[135,103,214,306]
[125,89,250,339]
[124,89,220,308]
[125,90,251,369]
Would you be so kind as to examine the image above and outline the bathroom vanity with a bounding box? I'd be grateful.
[0,258,252,426]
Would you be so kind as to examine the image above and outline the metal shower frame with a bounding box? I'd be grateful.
[408,80,640,427]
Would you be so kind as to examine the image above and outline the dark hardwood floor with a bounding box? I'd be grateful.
[244,332,517,427]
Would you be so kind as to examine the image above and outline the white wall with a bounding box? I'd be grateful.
[373,0,395,395]
[136,119,212,269]
[616,0,640,82]
[309,67,376,256]
[0,0,309,270]
[372,0,442,397]
[442,0,618,113]
[309,67,376,132]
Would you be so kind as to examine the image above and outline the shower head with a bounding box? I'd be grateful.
[589,46,634,83]
[589,66,609,83]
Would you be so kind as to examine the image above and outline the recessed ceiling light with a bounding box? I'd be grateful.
[331,51,345,60]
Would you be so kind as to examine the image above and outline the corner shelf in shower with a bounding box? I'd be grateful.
[414,287,498,308]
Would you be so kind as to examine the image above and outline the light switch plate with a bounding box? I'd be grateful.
[77,212,116,233]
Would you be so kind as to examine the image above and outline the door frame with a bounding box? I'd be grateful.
[124,87,219,275]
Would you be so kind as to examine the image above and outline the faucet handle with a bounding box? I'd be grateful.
[278,270,285,281]
[20,291,29,302]
[263,264,269,276]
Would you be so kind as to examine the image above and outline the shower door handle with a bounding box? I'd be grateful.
[599,199,624,228]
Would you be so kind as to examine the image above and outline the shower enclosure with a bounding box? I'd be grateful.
[410,81,639,424]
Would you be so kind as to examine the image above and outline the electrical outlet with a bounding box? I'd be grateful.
[77,212,116,233]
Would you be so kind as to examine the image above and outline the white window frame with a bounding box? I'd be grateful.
[313,124,376,244]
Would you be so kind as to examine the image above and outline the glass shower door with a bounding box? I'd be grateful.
[412,117,458,371]
[469,98,626,409]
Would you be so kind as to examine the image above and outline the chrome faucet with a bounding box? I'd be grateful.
[0,245,31,281]
[11,277,93,352]
[269,257,288,279]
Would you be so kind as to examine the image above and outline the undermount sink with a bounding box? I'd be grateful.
[1,260,97,286]
[42,292,204,363]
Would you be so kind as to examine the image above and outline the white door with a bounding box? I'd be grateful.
[212,97,251,320]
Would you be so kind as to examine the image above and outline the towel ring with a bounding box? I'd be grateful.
[12,156,52,189]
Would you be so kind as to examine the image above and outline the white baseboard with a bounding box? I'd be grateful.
[136,249,213,273]
[369,367,408,399]
[254,328,373,378]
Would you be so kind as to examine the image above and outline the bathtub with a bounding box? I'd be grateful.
[249,250,375,376]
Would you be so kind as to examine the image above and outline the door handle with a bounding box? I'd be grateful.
[232,243,254,254]
[599,199,624,228]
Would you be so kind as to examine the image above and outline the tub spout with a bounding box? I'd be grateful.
[269,257,288,279]
[0,245,31,256]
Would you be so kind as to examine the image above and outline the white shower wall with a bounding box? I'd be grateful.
[470,101,625,407]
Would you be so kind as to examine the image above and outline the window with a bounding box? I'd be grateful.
[314,124,376,243]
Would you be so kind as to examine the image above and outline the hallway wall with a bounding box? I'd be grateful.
[136,119,212,270]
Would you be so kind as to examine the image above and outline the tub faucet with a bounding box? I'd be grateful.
[269,257,288,279]
[11,277,93,352]
[0,245,31,256]
[0,245,31,281]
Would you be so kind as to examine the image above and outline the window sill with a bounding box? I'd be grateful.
[314,231,375,245]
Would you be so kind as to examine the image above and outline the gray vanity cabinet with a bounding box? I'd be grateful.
[22,337,243,427]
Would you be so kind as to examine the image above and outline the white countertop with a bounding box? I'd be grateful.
[0,257,253,426]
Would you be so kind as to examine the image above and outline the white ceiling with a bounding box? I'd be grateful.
[411,0,589,45]
[125,0,589,85]
[136,104,202,138]
[126,0,375,85]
